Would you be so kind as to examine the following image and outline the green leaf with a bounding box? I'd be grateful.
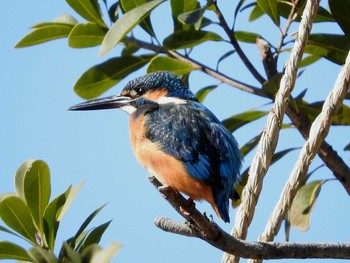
[271,147,299,163]
[69,204,107,248]
[0,225,28,241]
[240,133,261,157]
[170,0,198,31]
[69,23,107,48]
[222,110,268,132]
[78,220,112,251]
[305,34,350,65]
[178,6,206,29]
[0,241,30,261]
[121,0,155,36]
[28,246,58,263]
[57,181,85,222]
[23,160,51,236]
[329,0,350,35]
[195,85,218,103]
[0,196,36,243]
[233,0,247,28]
[235,31,261,43]
[147,56,197,75]
[44,185,72,250]
[87,242,121,263]
[299,55,321,67]
[216,50,235,71]
[66,0,105,27]
[31,14,79,28]
[74,55,153,99]
[15,160,35,200]
[262,73,283,95]
[249,4,264,22]
[163,30,223,50]
[257,0,280,26]
[99,0,164,57]
[60,242,82,263]
[289,180,326,231]
[15,23,74,48]
[300,101,350,126]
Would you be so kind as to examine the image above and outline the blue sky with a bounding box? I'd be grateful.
[1,1,350,263]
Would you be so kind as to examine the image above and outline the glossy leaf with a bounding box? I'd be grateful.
[305,34,350,65]
[121,0,155,36]
[240,133,261,157]
[0,196,36,243]
[69,204,107,248]
[163,30,223,50]
[329,0,350,34]
[74,55,152,99]
[66,0,105,27]
[300,101,350,126]
[249,3,264,22]
[178,6,206,29]
[195,85,218,103]
[57,181,85,222]
[15,23,74,48]
[289,180,325,231]
[23,160,51,235]
[235,31,261,43]
[79,220,112,251]
[99,0,164,57]
[0,241,30,261]
[27,246,58,263]
[170,0,197,31]
[299,55,321,67]
[60,242,82,262]
[31,14,79,28]
[257,0,280,26]
[216,50,235,71]
[15,160,35,200]
[81,243,120,263]
[44,185,72,250]
[262,73,283,95]
[222,110,268,132]
[69,23,107,48]
[147,56,197,75]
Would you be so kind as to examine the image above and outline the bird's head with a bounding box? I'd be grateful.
[69,71,197,113]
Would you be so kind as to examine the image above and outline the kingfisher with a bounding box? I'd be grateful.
[69,71,242,223]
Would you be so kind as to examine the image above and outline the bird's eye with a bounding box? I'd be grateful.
[136,87,145,95]
[129,87,145,98]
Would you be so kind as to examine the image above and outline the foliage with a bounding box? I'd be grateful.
[0,160,119,262]
[14,0,350,254]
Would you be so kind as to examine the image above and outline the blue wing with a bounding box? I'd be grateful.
[145,101,242,222]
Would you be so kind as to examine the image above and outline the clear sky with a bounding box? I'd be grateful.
[1,1,350,263]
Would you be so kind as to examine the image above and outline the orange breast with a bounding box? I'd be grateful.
[128,114,221,218]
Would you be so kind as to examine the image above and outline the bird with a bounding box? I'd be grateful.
[69,71,242,223]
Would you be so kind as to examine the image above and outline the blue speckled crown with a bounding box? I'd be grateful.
[123,71,197,100]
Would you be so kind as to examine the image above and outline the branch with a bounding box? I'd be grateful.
[213,1,266,84]
[149,175,350,260]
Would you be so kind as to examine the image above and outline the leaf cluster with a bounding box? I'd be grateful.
[0,160,119,262]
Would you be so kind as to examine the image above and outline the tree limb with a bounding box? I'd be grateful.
[149,175,350,260]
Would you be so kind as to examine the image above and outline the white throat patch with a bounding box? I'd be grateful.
[156,97,186,105]
[120,105,136,114]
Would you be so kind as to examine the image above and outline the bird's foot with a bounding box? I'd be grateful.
[180,197,196,217]
[157,185,178,199]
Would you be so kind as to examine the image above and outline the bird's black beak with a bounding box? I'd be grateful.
[68,95,132,111]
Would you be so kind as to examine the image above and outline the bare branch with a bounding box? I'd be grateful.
[150,175,350,260]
